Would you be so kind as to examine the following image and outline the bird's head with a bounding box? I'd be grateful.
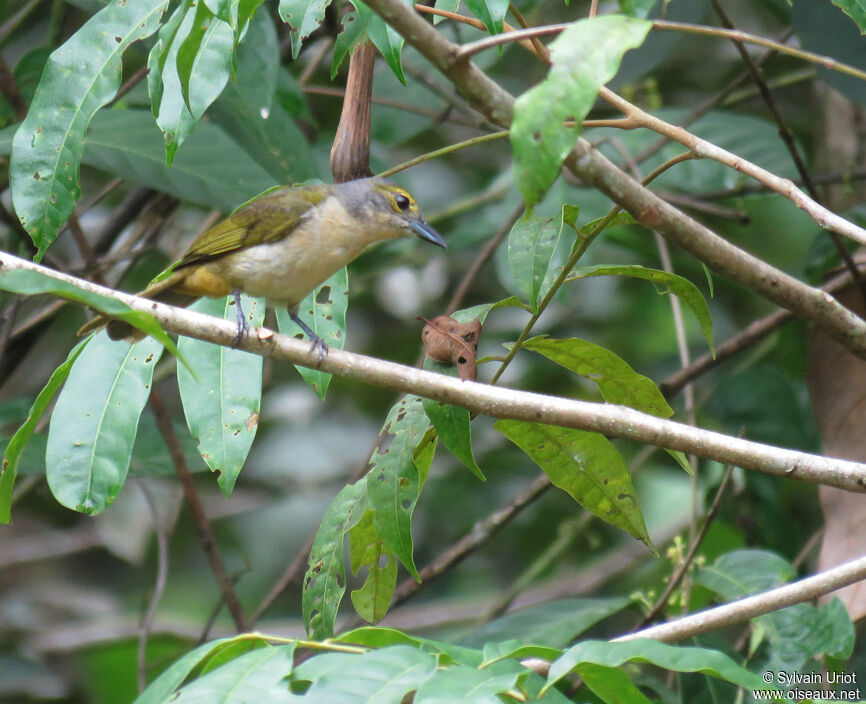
[339,178,447,249]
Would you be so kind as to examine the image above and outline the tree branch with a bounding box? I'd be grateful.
[4,252,866,493]
[616,553,866,644]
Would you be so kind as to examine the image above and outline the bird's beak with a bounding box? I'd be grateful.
[409,219,447,249]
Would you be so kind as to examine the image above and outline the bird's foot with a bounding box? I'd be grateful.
[290,311,329,367]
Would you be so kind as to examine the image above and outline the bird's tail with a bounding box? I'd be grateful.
[77,271,197,341]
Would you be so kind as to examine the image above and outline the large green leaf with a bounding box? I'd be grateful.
[0,338,90,523]
[567,264,714,354]
[171,644,297,703]
[9,0,168,259]
[291,645,437,703]
[132,636,241,704]
[45,333,164,514]
[521,336,672,417]
[366,395,432,581]
[303,479,368,639]
[414,662,522,704]
[349,510,398,624]
[276,268,348,399]
[543,639,772,695]
[177,295,265,497]
[495,420,653,548]
[510,16,651,207]
[84,109,277,212]
[208,12,317,184]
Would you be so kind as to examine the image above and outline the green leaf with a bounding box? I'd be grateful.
[831,0,866,33]
[575,662,655,704]
[147,2,195,165]
[276,268,348,399]
[520,336,672,417]
[171,644,297,702]
[1,338,90,524]
[464,0,509,34]
[84,109,277,211]
[292,645,437,703]
[280,0,335,59]
[132,637,240,704]
[461,597,632,650]
[433,0,460,24]
[332,8,368,78]
[348,1,406,84]
[9,0,168,259]
[0,265,179,354]
[176,4,235,121]
[543,639,772,695]
[415,663,522,704]
[507,214,562,313]
[366,395,432,581]
[208,12,317,185]
[336,627,483,668]
[303,479,368,639]
[349,510,398,624]
[45,333,164,514]
[495,420,653,548]
[177,295,264,497]
[421,379,484,480]
[567,264,714,355]
[510,16,651,207]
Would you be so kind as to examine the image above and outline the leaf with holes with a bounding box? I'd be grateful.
[495,420,653,549]
[349,510,398,624]
[366,395,432,581]
[177,295,265,497]
[280,0,335,59]
[45,333,164,514]
[521,336,672,417]
[303,479,368,639]
[510,16,651,207]
[276,268,348,399]
[568,264,714,355]
[9,0,168,259]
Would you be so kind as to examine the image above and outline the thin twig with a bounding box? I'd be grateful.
[638,464,735,627]
[0,0,41,46]
[249,533,315,624]
[149,388,248,632]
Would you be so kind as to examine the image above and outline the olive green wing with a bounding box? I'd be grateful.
[175,184,332,268]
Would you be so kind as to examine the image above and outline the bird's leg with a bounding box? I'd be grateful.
[231,289,249,346]
[289,310,328,366]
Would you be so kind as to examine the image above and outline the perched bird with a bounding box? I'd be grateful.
[79,178,446,355]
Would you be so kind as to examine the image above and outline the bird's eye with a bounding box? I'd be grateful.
[395,194,411,211]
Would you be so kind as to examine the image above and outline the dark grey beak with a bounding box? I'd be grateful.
[409,219,447,249]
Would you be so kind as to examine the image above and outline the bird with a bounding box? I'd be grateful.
[79,177,447,357]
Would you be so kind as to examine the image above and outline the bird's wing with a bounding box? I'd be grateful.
[175,184,332,268]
